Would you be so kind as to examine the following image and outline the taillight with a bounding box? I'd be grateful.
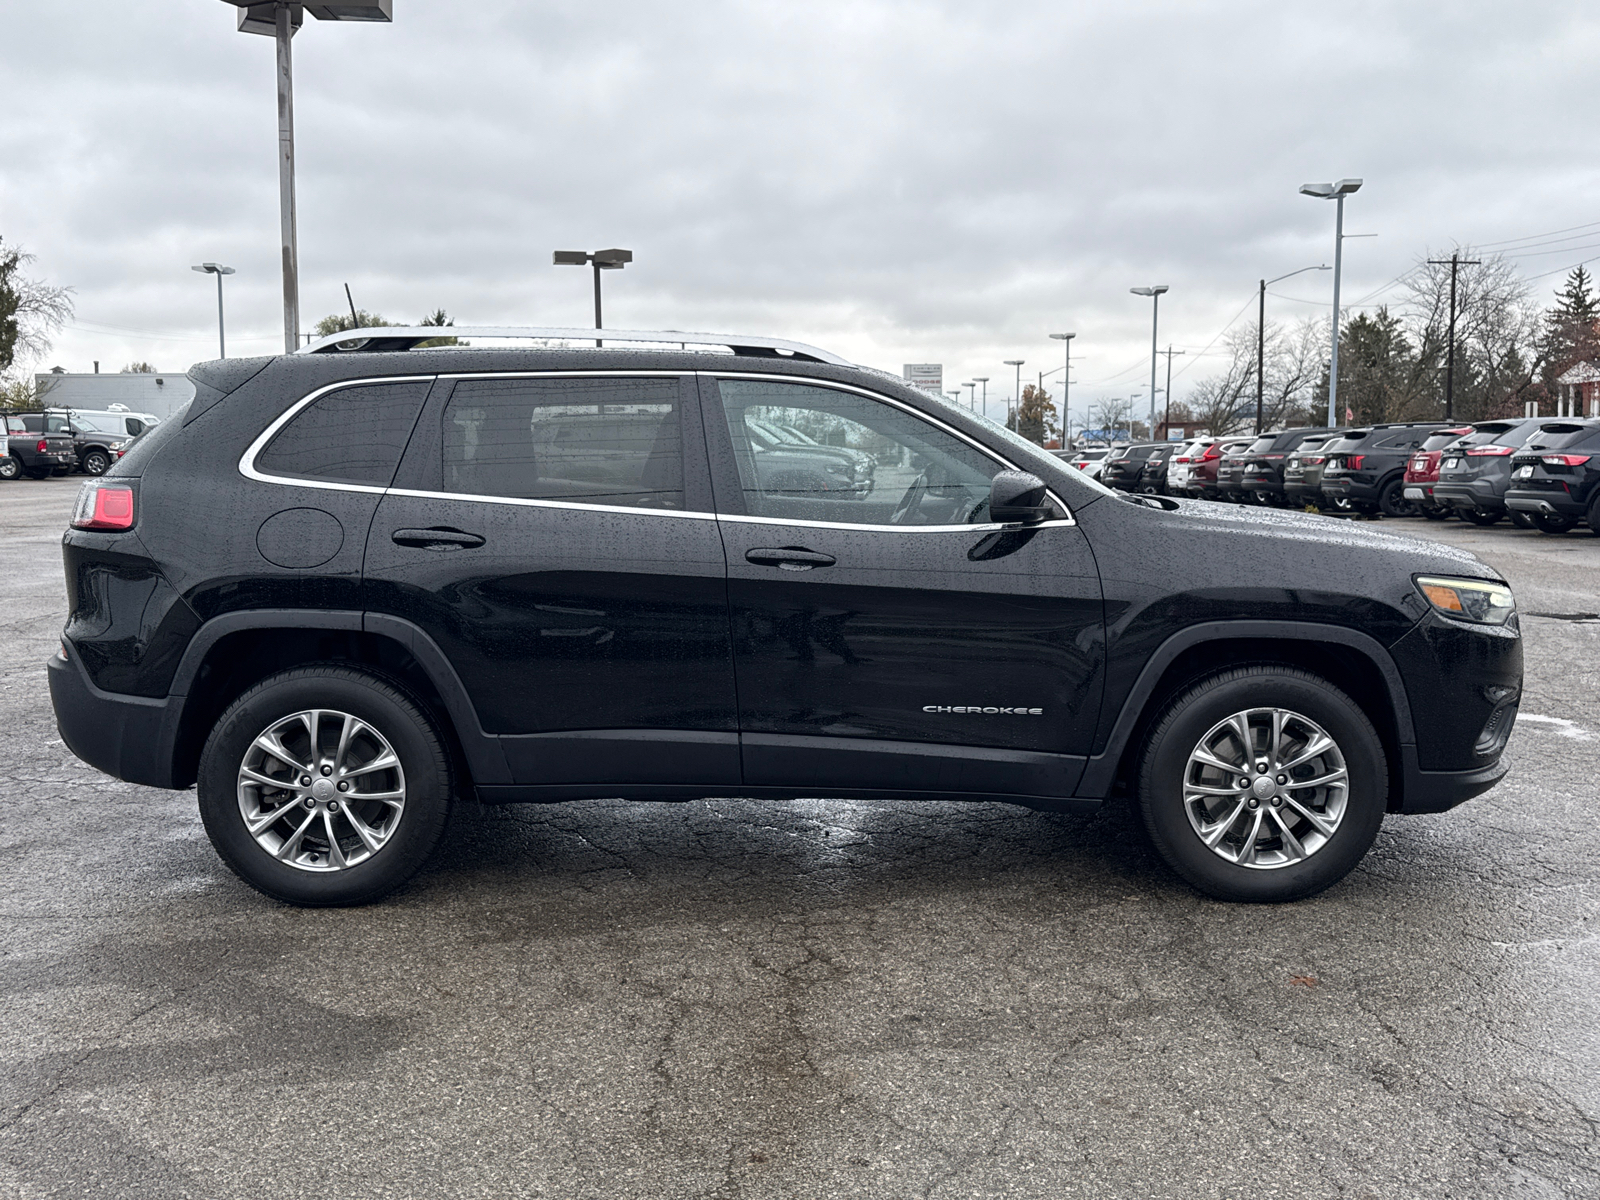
[1465,445,1514,456]
[71,482,136,531]
[1202,445,1221,460]
[1345,455,1365,469]
[37,439,49,453]
[1303,456,1325,465]
[1541,454,1592,467]
[1263,453,1285,460]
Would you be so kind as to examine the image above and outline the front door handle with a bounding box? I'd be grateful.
[745,546,836,571]
[392,527,486,551]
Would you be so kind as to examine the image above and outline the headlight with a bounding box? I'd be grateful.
[824,462,850,476]
[1415,575,1515,625]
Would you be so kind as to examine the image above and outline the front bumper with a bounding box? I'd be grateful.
[1398,746,1508,813]
[48,645,185,789]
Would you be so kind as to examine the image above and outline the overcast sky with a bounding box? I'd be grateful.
[4,0,1599,422]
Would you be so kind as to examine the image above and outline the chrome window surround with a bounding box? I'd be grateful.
[238,369,1074,531]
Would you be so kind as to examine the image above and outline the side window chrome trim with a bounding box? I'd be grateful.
[717,513,1079,534]
[383,486,718,521]
[698,370,1074,526]
[239,373,437,491]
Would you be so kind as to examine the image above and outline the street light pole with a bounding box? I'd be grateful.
[1049,332,1075,447]
[1162,346,1186,439]
[554,248,634,346]
[1300,179,1363,426]
[1004,360,1025,428]
[974,377,989,417]
[1256,264,1331,433]
[964,381,976,409]
[274,3,298,353]
[222,1,395,353]
[191,263,237,358]
[1130,287,1168,437]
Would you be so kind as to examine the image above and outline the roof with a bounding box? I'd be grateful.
[1555,360,1600,385]
[296,325,854,366]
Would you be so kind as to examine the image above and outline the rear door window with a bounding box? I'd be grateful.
[441,376,685,510]
[255,380,431,486]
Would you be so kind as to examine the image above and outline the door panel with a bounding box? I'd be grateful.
[703,375,1105,797]
[363,373,739,786]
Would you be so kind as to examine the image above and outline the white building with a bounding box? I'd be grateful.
[34,370,196,421]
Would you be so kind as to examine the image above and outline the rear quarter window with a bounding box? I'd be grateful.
[254,380,431,486]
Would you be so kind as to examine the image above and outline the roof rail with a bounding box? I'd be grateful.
[296,326,854,366]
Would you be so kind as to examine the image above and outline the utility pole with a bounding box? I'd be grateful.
[1427,251,1481,420]
[1162,345,1186,440]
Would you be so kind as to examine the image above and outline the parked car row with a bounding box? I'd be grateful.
[0,407,160,481]
[1074,416,1600,535]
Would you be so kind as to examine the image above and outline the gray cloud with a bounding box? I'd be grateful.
[4,0,1598,421]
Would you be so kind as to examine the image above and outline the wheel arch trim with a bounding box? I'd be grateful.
[167,609,510,786]
[1075,620,1414,798]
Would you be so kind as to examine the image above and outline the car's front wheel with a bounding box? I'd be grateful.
[197,666,452,906]
[81,450,111,476]
[1461,508,1501,526]
[0,456,18,481]
[1137,666,1387,902]
[1531,512,1575,535]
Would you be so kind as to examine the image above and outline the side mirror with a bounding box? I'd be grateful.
[990,470,1051,524]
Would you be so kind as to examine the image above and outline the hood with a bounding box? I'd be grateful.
[1153,496,1500,581]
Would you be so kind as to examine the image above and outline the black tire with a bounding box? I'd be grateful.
[1508,509,1533,530]
[22,468,49,480]
[1590,496,1600,535]
[81,450,111,476]
[1532,513,1575,535]
[1461,508,1501,526]
[196,666,452,906]
[1377,477,1418,518]
[1420,503,1452,521]
[0,457,18,481]
[1136,666,1388,903]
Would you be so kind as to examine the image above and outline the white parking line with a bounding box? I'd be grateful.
[1517,713,1597,741]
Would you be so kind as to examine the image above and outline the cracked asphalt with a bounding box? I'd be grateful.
[2,477,1598,1199]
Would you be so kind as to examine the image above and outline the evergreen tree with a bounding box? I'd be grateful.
[1542,265,1600,375]
[1553,265,1598,325]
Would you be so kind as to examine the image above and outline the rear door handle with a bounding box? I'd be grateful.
[392,527,486,551]
[745,547,836,571]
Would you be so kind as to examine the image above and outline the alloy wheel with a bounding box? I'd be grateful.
[236,708,406,872]
[1182,707,1349,869]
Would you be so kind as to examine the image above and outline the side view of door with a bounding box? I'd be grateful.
[362,371,741,796]
[699,374,1107,805]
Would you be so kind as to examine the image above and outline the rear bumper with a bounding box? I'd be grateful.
[1433,481,1502,511]
[48,645,185,789]
[1505,490,1585,517]
[1241,476,1284,498]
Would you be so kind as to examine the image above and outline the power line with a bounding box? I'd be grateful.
[1475,217,1600,249]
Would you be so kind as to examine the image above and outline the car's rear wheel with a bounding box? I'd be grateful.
[1532,512,1575,535]
[1377,478,1418,518]
[1461,508,1501,526]
[197,666,452,906]
[22,468,49,480]
[1420,503,1452,521]
[1137,666,1387,902]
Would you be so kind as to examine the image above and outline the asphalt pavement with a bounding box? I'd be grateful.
[2,476,1597,1199]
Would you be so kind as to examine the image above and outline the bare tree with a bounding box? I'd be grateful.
[1085,396,1134,442]
[1398,249,1542,419]
[0,238,74,377]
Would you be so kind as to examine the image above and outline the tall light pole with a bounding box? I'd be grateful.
[1004,359,1025,428]
[191,263,236,358]
[1130,286,1168,438]
[1300,179,1363,427]
[1256,264,1331,433]
[973,376,990,418]
[554,248,634,346]
[964,381,976,409]
[1048,332,1075,445]
[221,2,395,354]
[1162,346,1186,439]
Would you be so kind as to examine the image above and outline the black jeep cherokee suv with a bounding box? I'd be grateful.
[49,329,1522,907]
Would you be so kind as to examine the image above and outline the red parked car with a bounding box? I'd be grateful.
[1185,439,1253,501]
[1403,426,1473,520]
